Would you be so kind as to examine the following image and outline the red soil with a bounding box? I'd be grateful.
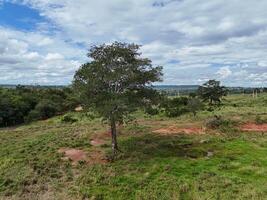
[153,126,204,135]
[58,148,107,165]
[240,123,267,132]
[90,138,106,146]
[90,130,111,146]
[58,148,87,163]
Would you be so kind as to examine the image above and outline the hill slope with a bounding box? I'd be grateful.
[1,94,267,199]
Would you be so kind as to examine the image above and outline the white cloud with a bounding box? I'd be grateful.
[45,53,64,61]
[0,26,84,85]
[1,0,267,86]
[216,66,232,79]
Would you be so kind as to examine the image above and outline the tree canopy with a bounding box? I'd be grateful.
[197,80,228,106]
[73,42,163,156]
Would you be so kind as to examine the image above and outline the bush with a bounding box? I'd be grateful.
[187,98,203,116]
[144,106,159,115]
[61,114,78,123]
[205,115,237,132]
[255,115,266,125]
[34,100,58,120]
[161,97,189,117]
[24,110,41,122]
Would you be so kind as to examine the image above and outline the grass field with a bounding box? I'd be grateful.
[1,94,267,200]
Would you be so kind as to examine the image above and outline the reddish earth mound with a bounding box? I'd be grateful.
[153,126,204,135]
[240,123,267,132]
[58,148,87,163]
[90,138,106,146]
[58,148,107,165]
[90,131,111,146]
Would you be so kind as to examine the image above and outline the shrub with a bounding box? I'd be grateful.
[187,98,204,116]
[161,97,189,117]
[24,110,41,122]
[34,100,58,119]
[144,106,159,115]
[205,115,237,132]
[61,114,78,123]
[255,115,266,125]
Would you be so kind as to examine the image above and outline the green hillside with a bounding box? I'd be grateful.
[1,94,267,199]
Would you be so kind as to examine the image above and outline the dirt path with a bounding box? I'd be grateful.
[153,125,204,135]
[240,123,267,132]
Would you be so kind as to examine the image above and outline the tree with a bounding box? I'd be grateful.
[73,42,163,157]
[197,80,228,107]
[187,97,203,116]
[160,97,189,117]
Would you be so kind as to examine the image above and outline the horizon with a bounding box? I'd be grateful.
[1,1,267,86]
[0,83,265,89]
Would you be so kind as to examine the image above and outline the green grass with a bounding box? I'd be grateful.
[0,94,267,199]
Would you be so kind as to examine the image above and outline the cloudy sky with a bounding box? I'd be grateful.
[0,0,267,86]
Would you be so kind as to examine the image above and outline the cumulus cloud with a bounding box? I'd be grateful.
[216,66,232,79]
[0,26,84,84]
[0,0,267,86]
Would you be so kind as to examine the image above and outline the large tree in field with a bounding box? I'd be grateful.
[73,42,163,157]
[197,80,228,106]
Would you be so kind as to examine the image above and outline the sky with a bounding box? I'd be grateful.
[0,0,267,86]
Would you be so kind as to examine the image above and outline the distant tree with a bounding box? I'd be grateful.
[197,80,228,107]
[187,97,203,116]
[73,42,163,157]
[160,97,189,117]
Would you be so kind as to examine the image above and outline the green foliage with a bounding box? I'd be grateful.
[144,106,159,115]
[198,80,228,107]
[1,94,267,199]
[61,114,78,123]
[34,100,58,119]
[187,97,204,116]
[205,115,237,132]
[73,42,163,124]
[0,86,79,127]
[161,97,189,117]
[255,115,267,125]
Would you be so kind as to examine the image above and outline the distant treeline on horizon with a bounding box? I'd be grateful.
[1,84,266,95]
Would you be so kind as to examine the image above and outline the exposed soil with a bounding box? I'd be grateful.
[90,130,111,146]
[153,126,204,135]
[74,105,83,112]
[58,148,87,163]
[90,138,106,146]
[58,130,112,165]
[240,123,267,132]
[58,148,107,165]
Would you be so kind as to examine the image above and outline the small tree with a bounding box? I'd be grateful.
[73,42,162,157]
[197,80,228,107]
[187,97,203,117]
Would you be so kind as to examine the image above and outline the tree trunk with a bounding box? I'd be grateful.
[111,118,118,158]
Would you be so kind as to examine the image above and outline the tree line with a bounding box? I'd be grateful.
[0,86,79,127]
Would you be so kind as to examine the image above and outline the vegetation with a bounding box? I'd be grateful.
[0,94,267,199]
[0,86,79,127]
[1,40,267,199]
[73,42,162,156]
[197,80,228,106]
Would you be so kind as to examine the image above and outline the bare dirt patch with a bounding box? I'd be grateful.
[153,126,204,135]
[58,148,87,163]
[90,130,111,146]
[240,123,267,132]
[90,138,106,146]
[74,105,83,112]
[58,148,107,165]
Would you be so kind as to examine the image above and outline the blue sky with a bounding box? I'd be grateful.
[0,2,46,30]
[0,0,267,86]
